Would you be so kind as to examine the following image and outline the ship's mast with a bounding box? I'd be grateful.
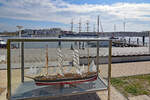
[86,20,89,32]
[79,18,82,33]
[71,18,73,32]
[99,16,103,32]
[87,46,90,72]
[46,45,48,75]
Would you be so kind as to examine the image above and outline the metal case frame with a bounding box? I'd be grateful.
[7,38,112,100]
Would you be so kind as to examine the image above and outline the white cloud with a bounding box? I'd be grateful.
[0,0,150,32]
[0,23,17,32]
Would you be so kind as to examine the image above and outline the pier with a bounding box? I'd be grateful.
[62,31,150,37]
[61,31,150,47]
[112,41,143,47]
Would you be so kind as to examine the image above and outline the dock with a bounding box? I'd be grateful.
[112,41,143,47]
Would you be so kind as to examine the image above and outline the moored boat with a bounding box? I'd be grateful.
[0,39,7,48]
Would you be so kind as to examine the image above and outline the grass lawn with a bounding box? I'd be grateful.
[111,74,150,97]
[0,87,5,95]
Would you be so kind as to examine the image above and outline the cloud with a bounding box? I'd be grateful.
[0,0,150,31]
[0,23,17,32]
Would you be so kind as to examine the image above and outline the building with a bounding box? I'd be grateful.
[22,28,63,37]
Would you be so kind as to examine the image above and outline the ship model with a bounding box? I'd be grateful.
[25,45,98,86]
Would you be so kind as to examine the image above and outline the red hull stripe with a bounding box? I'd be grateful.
[35,75,97,86]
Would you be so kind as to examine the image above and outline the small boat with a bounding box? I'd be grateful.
[25,45,98,86]
[109,36,119,40]
[0,39,7,48]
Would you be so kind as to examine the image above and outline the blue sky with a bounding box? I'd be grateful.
[64,0,150,5]
[0,0,150,32]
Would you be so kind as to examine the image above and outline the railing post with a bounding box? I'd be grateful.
[7,40,11,100]
[142,36,145,46]
[108,40,112,100]
[149,32,150,53]
[21,42,24,83]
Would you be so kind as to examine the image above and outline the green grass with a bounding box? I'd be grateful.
[111,74,150,97]
[111,78,125,86]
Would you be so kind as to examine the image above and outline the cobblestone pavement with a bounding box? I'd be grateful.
[1,61,150,100]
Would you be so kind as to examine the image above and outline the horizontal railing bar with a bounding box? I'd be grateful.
[8,37,111,42]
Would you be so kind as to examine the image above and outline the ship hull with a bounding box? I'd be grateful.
[35,74,97,86]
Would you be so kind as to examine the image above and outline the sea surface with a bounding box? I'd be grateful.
[0,36,149,48]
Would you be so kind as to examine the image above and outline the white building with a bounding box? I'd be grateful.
[23,28,62,37]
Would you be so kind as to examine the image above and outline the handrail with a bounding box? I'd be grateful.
[7,37,110,42]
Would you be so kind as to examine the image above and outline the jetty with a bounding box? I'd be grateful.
[112,41,143,47]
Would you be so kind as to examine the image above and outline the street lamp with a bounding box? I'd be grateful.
[16,25,23,48]
[16,25,23,38]
[16,25,24,82]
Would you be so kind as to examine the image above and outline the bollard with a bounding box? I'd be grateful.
[137,38,139,45]
[129,38,130,45]
[82,42,85,50]
[70,44,74,50]
[142,36,145,46]
[58,35,61,48]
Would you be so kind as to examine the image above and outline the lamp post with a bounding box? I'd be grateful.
[16,26,23,48]
[16,26,23,38]
[16,25,24,82]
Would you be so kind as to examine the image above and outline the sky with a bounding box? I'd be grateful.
[0,0,150,32]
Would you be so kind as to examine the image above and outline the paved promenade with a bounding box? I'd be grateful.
[1,61,150,100]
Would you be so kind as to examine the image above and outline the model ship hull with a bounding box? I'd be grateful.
[25,46,98,86]
[34,73,97,86]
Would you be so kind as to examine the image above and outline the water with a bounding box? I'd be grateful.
[0,36,150,48]
[0,36,88,48]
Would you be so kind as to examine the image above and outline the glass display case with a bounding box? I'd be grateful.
[6,38,112,100]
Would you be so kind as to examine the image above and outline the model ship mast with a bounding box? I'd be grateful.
[46,45,49,75]
[57,47,64,76]
[73,48,81,74]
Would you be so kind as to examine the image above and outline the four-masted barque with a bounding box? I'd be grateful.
[25,45,98,86]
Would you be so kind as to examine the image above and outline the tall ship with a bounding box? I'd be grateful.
[25,45,98,86]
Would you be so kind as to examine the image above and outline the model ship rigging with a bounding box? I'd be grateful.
[25,44,98,86]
